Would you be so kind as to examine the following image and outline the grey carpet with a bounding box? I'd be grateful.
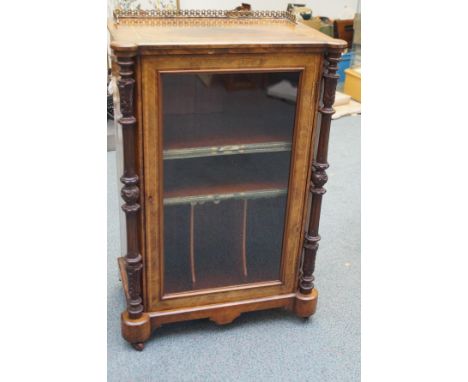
[107,115,360,382]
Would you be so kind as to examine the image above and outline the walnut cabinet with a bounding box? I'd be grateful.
[109,10,346,350]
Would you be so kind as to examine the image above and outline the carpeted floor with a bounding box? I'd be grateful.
[107,115,360,382]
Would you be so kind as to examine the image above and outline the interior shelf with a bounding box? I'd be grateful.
[163,111,293,160]
[163,152,291,206]
[162,72,298,160]
[164,141,291,160]
[164,183,287,206]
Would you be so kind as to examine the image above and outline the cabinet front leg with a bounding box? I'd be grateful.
[113,43,151,349]
[295,49,341,318]
[121,311,151,351]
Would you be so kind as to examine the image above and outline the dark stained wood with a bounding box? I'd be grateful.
[300,49,342,295]
[333,19,354,49]
[115,49,144,320]
[110,14,346,350]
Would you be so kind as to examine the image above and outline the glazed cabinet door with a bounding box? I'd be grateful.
[142,53,322,311]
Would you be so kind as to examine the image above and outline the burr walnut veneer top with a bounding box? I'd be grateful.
[108,18,347,52]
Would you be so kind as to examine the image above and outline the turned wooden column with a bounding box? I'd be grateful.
[300,49,342,294]
[115,48,144,319]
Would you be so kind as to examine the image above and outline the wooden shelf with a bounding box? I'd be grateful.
[163,152,291,206]
[164,141,291,160]
[164,182,287,206]
[163,111,294,160]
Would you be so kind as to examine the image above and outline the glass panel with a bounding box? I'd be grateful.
[161,71,300,294]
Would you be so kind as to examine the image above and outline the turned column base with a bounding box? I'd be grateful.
[293,289,318,318]
[121,311,151,350]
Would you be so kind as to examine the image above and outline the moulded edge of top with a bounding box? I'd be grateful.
[108,20,348,54]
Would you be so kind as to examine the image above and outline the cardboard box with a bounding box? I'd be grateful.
[343,67,361,102]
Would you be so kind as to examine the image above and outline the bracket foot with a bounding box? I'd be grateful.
[121,312,151,349]
[293,289,318,318]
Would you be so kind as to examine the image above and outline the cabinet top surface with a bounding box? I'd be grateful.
[108,14,346,52]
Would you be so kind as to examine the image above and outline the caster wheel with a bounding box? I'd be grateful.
[131,342,145,351]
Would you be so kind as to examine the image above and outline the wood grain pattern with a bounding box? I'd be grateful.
[150,293,297,327]
[110,16,346,349]
[142,53,321,312]
[108,18,347,55]
[117,257,130,301]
